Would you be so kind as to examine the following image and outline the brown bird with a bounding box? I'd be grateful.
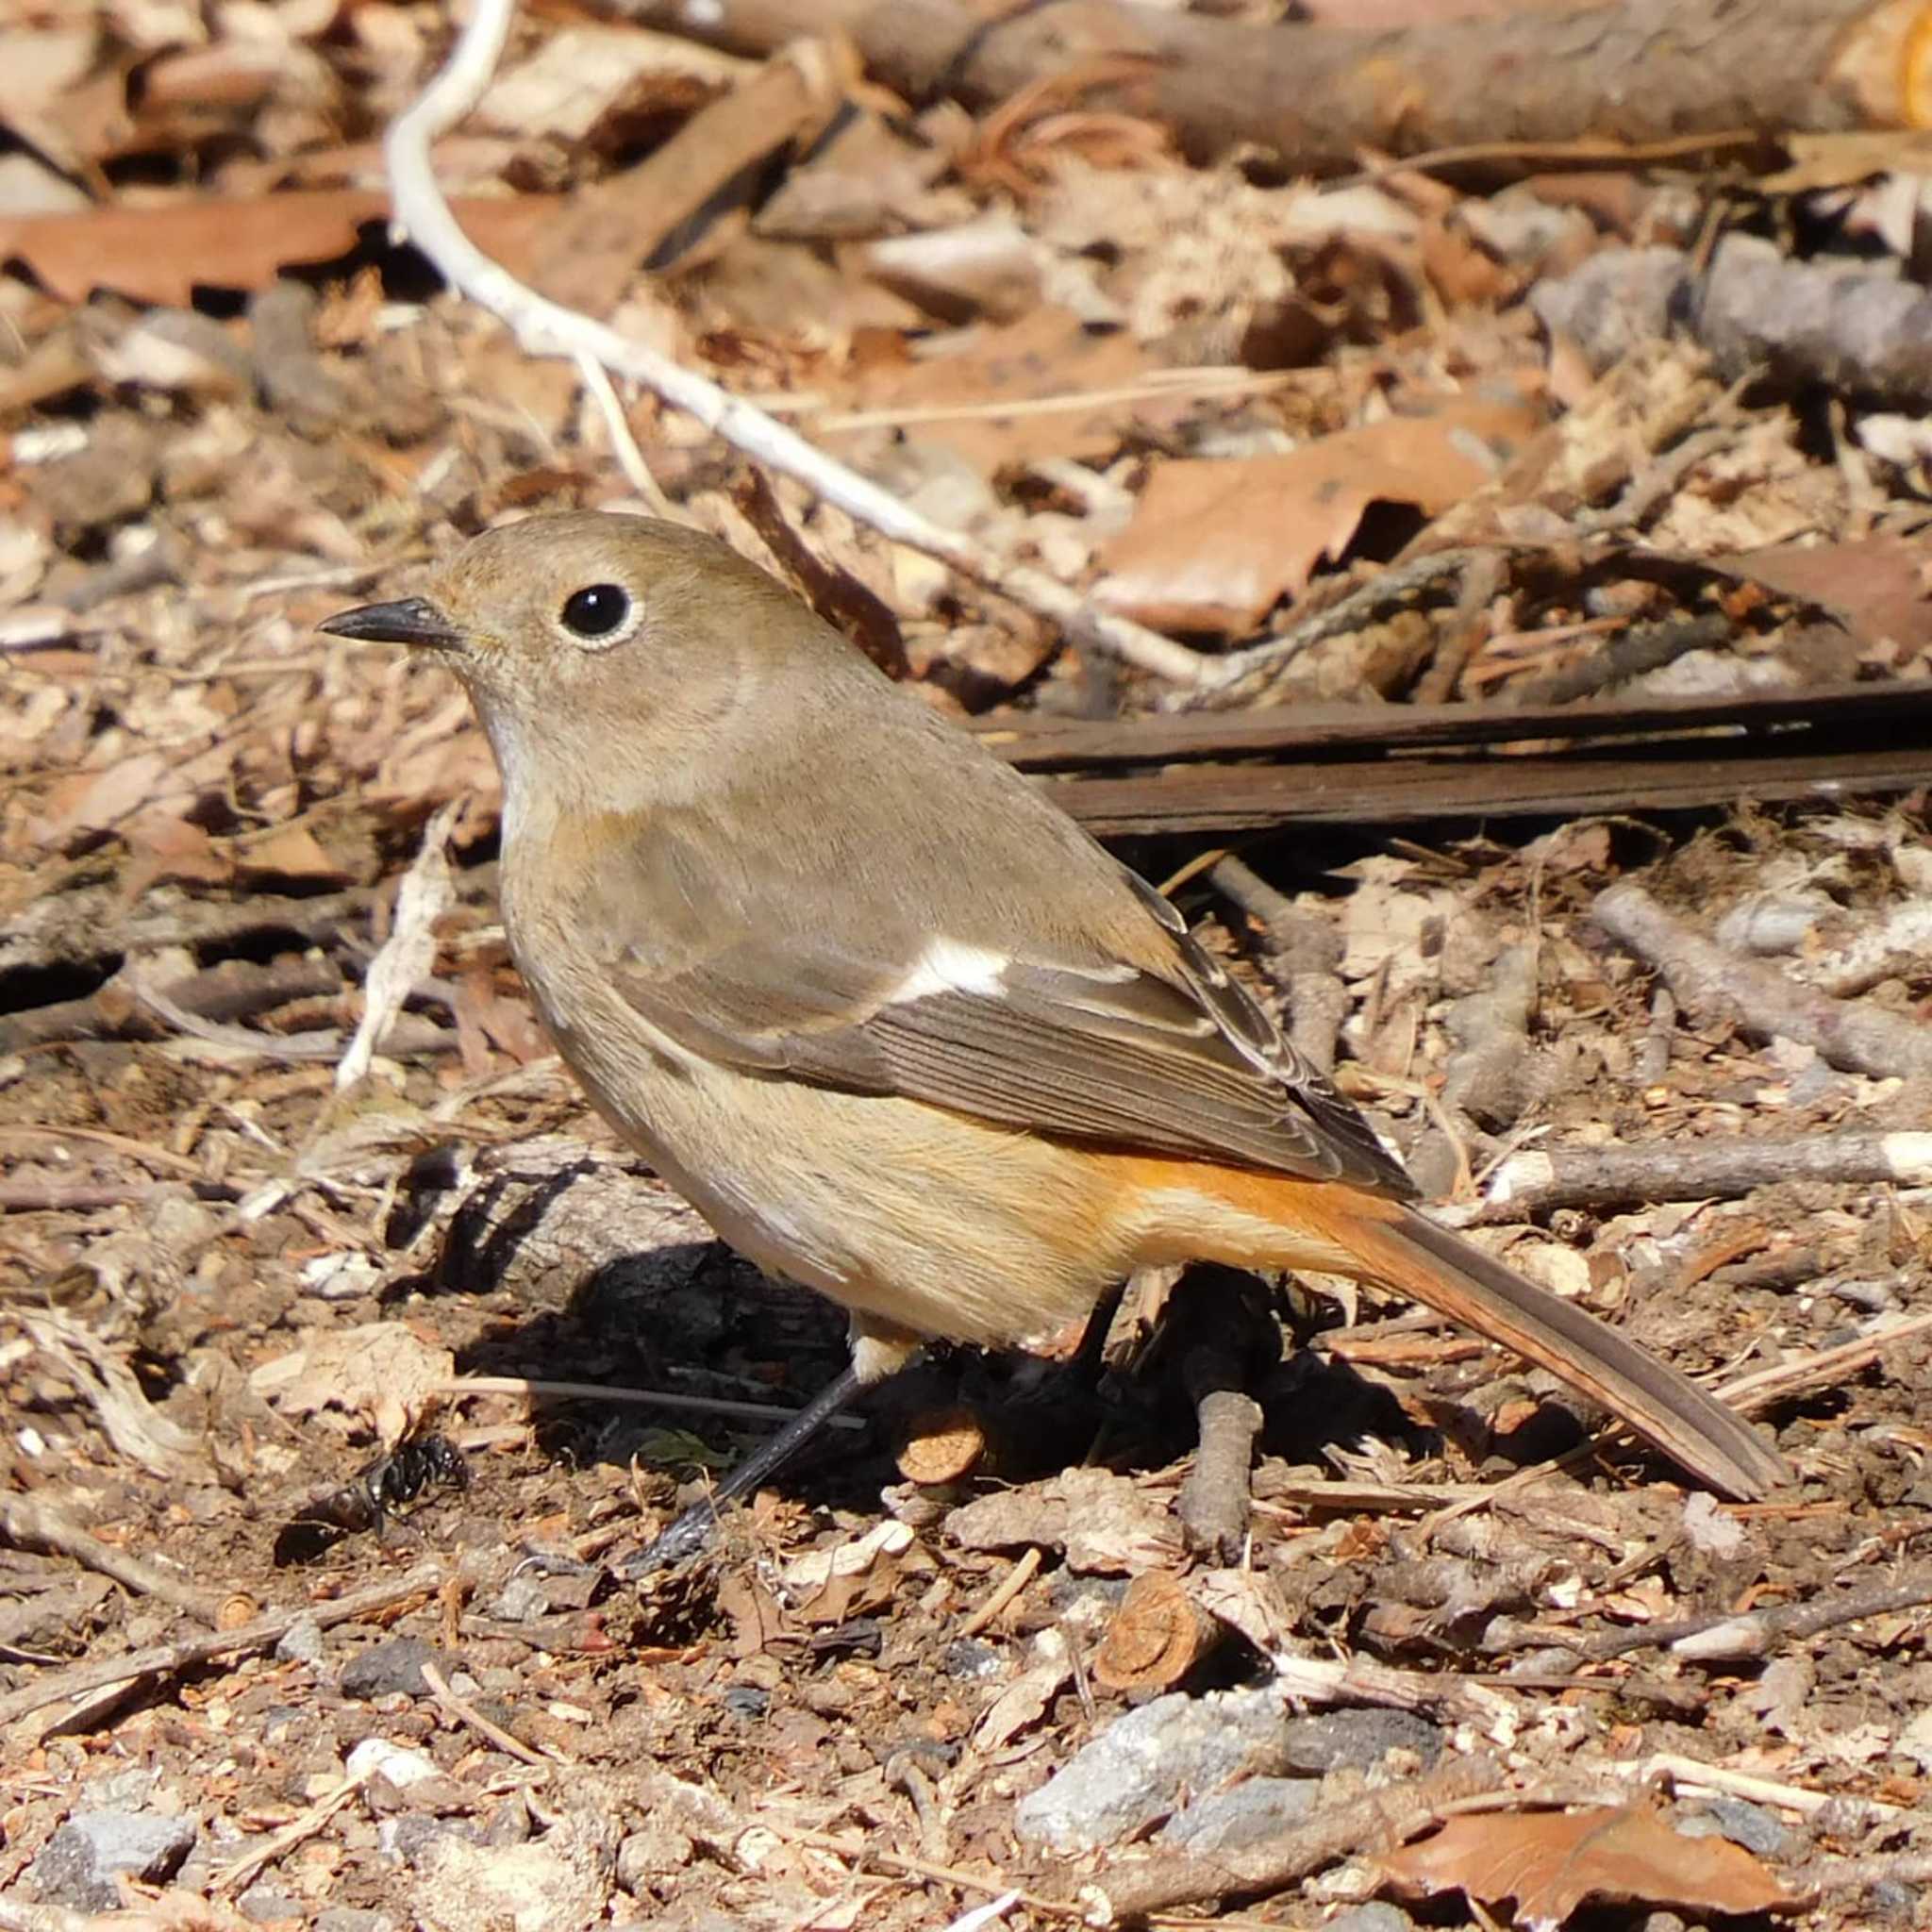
[321,512,1784,1562]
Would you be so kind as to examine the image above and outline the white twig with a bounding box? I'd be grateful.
[338,799,459,1090]
[575,353,678,520]
[382,0,1206,685]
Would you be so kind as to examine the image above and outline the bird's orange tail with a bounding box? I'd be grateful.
[1122,1158,1786,1500]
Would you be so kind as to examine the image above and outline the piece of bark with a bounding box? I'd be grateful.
[1594,880,1932,1079]
[528,40,853,314]
[625,0,1912,174]
[1091,1571,1219,1692]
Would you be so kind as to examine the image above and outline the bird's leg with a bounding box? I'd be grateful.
[619,1363,868,1577]
[620,1316,928,1578]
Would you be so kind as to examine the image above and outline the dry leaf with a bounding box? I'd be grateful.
[945,1466,1180,1574]
[1096,396,1541,632]
[0,190,557,305]
[1378,1805,1798,1930]
[475,25,747,150]
[831,306,1161,471]
[973,1631,1073,1751]
[250,1321,454,1447]
[237,824,352,886]
[1724,535,1932,658]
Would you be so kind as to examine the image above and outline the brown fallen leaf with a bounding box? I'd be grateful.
[1377,1803,1800,1930]
[1724,534,1932,659]
[1095,395,1541,633]
[829,306,1164,471]
[0,189,558,306]
[250,1321,455,1448]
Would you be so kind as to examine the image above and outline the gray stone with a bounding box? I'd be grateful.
[1015,1687,1297,1855]
[1682,1796,1794,1858]
[340,1635,453,1700]
[275,1612,326,1667]
[315,1911,399,1932]
[238,1885,304,1922]
[1323,1907,1414,1932]
[616,1820,696,1897]
[1278,1709,1442,1774]
[32,1811,198,1910]
[1158,1776,1317,1853]
[377,1814,465,1867]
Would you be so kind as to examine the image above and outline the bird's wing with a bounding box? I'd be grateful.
[591,824,1415,1199]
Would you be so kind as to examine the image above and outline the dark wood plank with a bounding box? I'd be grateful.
[1043,742,1932,836]
[979,677,1932,771]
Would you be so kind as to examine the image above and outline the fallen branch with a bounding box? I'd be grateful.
[1593,881,1932,1079]
[381,0,1205,684]
[621,0,1910,175]
[0,1494,222,1624]
[1587,1565,1932,1661]
[1464,1128,1932,1221]
[0,1560,448,1727]
[1074,1751,1505,1920]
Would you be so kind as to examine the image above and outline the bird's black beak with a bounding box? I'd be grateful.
[318,595,467,652]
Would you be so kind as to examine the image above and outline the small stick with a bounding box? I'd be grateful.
[1465,1129,1932,1221]
[0,1561,447,1726]
[1716,1308,1932,1413]
[958,1547,1041,1639]
[0,1494,222,1624]
[421,1658,558,1767]
[441,1374,866,1429]
[769,1822,1078,1923]
[1595,880,1932,1079]
[214,1775,367,1895]
[1079,1752,1506,1919]
[1627,1751,1905,1822]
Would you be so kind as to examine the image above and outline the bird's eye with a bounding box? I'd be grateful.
[558,583,631,640]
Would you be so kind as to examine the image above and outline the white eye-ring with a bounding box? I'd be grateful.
[554,581,643,651]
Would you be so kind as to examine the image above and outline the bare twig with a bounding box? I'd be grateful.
[441,1373,866,1429]
[1715,1308,1932,1414]
[1464,1128,1932,1222]
[0,1560,448,1726]
[1506,613,1732,706]
[0,1494,222,1623]
[1585,1566,1932,1662]
[421,1657,559,1766]
[1595,880,1932,1078]
[1176,1371,1262,1563]
[1197,546,1491,706]
[380,0,1205,685]
[1077,1752,1506,1919]
[958,1547,1041,1639]
[575,354,677,518]
[213,1775,368,1896]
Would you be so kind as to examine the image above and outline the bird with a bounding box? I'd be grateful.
[320,510,1785,1563]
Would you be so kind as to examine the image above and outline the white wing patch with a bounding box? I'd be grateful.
[891,938,1012,1004]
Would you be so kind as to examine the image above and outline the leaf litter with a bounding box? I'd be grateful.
[0,2,1930,1927]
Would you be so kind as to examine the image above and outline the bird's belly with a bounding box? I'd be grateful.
[527,978,1126,1351]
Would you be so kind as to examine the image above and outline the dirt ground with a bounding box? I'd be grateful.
[6,4,1932,1928]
